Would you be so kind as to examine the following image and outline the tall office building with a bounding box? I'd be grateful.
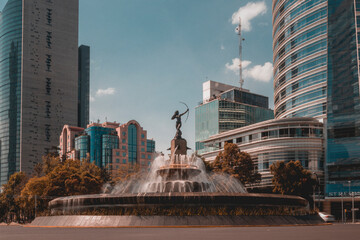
[272,0,360,197]
[0,0,79,186]
[78,45,90,129]
[273,0,327,120]
[195,80,274,154]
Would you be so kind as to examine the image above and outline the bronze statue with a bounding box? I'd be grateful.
[171,103,189,139]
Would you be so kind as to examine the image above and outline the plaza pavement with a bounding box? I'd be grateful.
[0,224,360,240]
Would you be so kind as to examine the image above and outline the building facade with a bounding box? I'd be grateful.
[0,0,80,186]
[272,0,360,197]
[78,45,90,129]
[273,0,328,120]
[195,80,274,155]
[201,118,325,190]
[59,120,156,177]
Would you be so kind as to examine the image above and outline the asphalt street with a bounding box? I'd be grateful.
[1,224,360,240]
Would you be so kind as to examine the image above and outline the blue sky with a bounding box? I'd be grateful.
[1,0,274,153]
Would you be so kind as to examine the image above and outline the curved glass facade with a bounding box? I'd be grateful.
[0,0,22,184]
[273,0,327,119]
[201,118,325,190]
[128,124,137,164]
[102,135,119,171]
[75,135,89,161]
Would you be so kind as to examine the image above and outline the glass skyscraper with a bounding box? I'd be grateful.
[78,45,90,129]
[273,0,328,120]
[195,81,274,154]
[0,0,22,185]
[0,0,80,186]
[273,0,360,197]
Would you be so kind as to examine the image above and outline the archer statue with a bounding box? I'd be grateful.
[171,102,189,139]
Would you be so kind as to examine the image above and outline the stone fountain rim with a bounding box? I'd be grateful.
[49,192,308,209]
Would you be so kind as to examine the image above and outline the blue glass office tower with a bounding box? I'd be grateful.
[84,126,118,168]
[273,0,360,197]
[273,0,328,120]
[0,0,22,185]
[326,0,360,197]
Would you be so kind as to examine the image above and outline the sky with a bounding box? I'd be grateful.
[0,0,274,154]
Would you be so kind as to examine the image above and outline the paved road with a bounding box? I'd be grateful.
[0,224,359,240]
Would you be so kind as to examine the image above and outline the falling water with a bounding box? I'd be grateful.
[110,154,247,194]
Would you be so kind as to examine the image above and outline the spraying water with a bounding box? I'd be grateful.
[110,153,247,194]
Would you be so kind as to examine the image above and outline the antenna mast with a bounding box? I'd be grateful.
[237,17,244,89]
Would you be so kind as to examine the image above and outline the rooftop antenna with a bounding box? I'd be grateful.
[236,17,245,89]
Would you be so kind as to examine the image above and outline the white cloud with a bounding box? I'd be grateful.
[225,59,273,82]
[221,45,225,50]
[244,62,273,82]
[225,58,252,74]
[231,1,267,32]
[96,87,116,97]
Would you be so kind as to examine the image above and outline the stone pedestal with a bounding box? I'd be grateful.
[171,138,187,155]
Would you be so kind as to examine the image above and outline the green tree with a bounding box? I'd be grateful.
[270,160,316,201]
[211,142,261,185]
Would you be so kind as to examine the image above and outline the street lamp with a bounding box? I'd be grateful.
[312,172,319,210]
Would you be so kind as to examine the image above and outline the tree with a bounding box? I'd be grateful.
[211,142,261,185]
[44,158,104,196]
[0,172,28,223]
[270,160,316,201]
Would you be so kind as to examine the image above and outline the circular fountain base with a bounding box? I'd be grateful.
[30,192,325,227]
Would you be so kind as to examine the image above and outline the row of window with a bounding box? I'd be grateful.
[275,71,326,105]
[282,103,326,119]
[274,8,327,54]
[275,23,326,63]
[275,39,327,77]
[275,87,326,117]
[274,0,326,38]
[275,56,326,90]
[220,127,323,147]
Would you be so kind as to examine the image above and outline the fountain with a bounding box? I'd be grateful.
[31,107,323,227]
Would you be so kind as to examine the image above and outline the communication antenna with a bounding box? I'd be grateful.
[236,17,245,89]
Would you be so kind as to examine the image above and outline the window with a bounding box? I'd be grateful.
[122,159,126,164]
[122,139,126,143]
[141,134,145,138]
[122,146,126,150]
[122,153,126,157]
[141,141,145,146]
[141,148,145,152]
[122,132,126,136]
[128,124,137,164]
[116,159,120,163]
[141,154,145,158]
[148,155,151,159]
[116,152,120,156]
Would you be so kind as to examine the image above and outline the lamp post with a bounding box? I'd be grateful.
[312,172,319,210]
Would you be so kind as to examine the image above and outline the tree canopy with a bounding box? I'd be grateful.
[209,142,261,185]
[0,156,106,223]
[270,160,316,200]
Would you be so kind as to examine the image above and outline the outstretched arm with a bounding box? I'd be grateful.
[180,108,189,117]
